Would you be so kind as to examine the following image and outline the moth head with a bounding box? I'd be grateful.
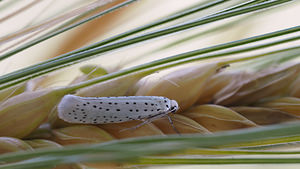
[170,100,179,113]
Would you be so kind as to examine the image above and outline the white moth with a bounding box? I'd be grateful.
[57,95,179,131]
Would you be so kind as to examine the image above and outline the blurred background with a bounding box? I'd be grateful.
[0,0,300,168]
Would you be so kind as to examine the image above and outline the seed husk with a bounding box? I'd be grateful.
[51,125,115,145]
[0,88,67,138]
[152,114,211,134]
[184,104,257,132]
[257,97,300,116]
[134,62,220,111]
[231,106,299,125]
[214,63,300,106]
[0,137,33,154]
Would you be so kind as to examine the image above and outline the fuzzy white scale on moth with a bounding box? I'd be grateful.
[57,95,180,133]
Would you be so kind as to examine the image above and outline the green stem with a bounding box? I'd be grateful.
[137,158,300,165]
[0,122,300,164]
[177,148,300,155]
[65,34,300,93]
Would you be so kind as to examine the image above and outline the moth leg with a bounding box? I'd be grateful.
[119,113,166,133]
[166,115,180,135]
[119,119,153,133]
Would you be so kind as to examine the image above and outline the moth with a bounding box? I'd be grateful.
[57,95,179,132]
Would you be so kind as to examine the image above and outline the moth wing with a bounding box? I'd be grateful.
[57,95,80,123]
